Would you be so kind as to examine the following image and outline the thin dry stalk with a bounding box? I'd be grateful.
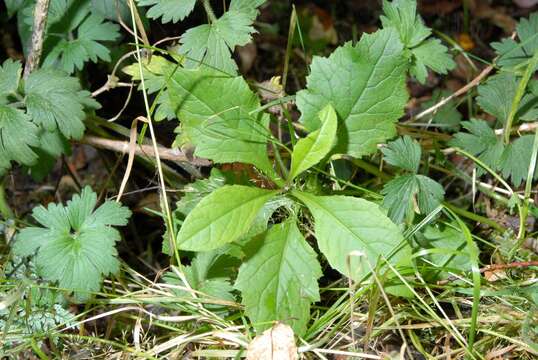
[23,0,50,78]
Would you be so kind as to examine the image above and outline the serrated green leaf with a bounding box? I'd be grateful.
[177,185,278,251]
[0,105,39,173]
[381,174,417,224]
[42,13,120,73]
[410,39,455,84]
[382,173,443,224]
[13,187,131,301]
[137,0,197,23]
[292,191,409,281]
[499,135,538,186]
[289,104,337,180]
[492,12,538,69]
[382,135,421,173]
[296,28,408,158]
[167,67,274,175]
[450,119,505,176]
[0,59,22,96]
[476,73,516,123]
[178,0,265,73]
[235,220,321,335]
[415,175,444,213]
[24,68,90,139]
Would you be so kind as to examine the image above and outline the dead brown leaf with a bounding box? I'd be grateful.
[246,323,298,360]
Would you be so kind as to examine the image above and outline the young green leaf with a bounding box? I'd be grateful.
[296,28,408,158]
[289,104,337,180]
[409,38,456,83]
[13,187,131,301]
[178,0,266,74]
[492,12,538,69]
[235,220,322,335]
[167,67,274,176]
[381,0,455,83]
[292,191,410,281]
[177,185,278,251]
[382,135,421,173]
[122,55,178,121]
[137,0,197,24]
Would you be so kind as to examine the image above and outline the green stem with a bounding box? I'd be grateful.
[201,0,217,23]
[503,49,538,144]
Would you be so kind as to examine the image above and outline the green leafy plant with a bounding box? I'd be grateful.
[5,0,538,355]
[0,59,98,177]
[120,0,460,335]
[12,187,131,301]
[381,136,445,223]
[16,0,121,73]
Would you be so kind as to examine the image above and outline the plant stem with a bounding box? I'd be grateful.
[202,0,217,23]
[503,49,538,144]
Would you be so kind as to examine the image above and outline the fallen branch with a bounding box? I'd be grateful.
[80,135,211,167]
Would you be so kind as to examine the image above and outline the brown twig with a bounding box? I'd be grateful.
[413,64,495,121]
[23,0,50,78]
[80,135,211,167]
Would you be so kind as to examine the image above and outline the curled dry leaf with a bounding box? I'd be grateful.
[246,323,298,360]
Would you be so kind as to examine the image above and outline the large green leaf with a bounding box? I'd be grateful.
[289,104,337,180]
[0,105,39,173]
[168,67,274,176]
[177,185,278,251]
[296,28,408,157]
[235,220,321,335]
[292,191,409,281]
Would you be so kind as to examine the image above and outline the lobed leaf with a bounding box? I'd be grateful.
[13,187,131,301]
